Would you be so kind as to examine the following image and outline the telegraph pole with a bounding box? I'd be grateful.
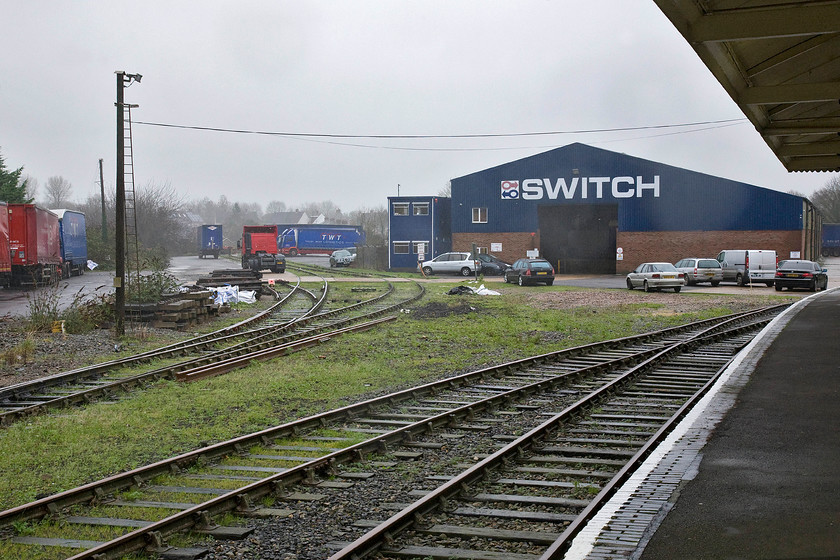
[99,158,106,243]
[115,70,141,337]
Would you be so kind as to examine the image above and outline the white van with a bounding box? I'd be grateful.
[716,250,777,287]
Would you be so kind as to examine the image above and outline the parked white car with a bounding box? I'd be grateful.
[421,252,480,276]
[626,262,685,292]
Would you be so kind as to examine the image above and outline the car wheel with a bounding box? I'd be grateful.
[765,282,774,287]
[673,286,681,293]
[626,278,634,290]
[685,276,694,286]
[422,266,433,275]
[711,280,720,287]
[545,280,553,286]
[775,284,783,291]
[643,280,650,293]
[518,275,525,286]
[460,267,472,277]
[736,273,745,287]
[810,279,817,292]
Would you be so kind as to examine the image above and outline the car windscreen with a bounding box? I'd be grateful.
[651,264,677,272]
[778,261,812,270]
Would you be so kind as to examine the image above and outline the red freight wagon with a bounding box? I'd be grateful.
[7,203,61,287]
[0,202,10,286]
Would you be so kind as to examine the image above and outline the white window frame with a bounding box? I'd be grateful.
[472,207,488,224]
[393,241,410,254]
[413,203,429,216]
[393,202,409,216]
[413,241,429,254]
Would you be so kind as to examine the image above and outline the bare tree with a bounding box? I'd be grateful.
[133,181,186,251]
[43,176,73,208]
[301,200,344,223]
[438,181,452,198]
[811,176,840,223]
[265,200,287,214]
[22,174,39,202]
[348,205,388,246]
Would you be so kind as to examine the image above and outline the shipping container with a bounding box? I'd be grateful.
[197,224,223,259]
[0,202,10,286]
[7,204,61,286]
[278,226,364,256]
[52,209,88,277]
[821,223,840,257]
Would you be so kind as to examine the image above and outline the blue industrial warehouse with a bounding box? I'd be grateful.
[388,143,820,274]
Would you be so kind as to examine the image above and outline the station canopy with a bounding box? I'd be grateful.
[654,0,840,172]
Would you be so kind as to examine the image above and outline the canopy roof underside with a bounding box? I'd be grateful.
[654,0,840,172]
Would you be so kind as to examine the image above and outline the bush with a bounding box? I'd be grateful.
[26,287,113,334]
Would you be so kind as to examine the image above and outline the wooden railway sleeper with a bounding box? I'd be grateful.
[91,487,106,506]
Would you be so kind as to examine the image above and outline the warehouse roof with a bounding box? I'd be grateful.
[654,0,840,173]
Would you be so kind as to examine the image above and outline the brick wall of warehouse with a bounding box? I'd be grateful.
[453,232,541,264]
[617,230,804,274]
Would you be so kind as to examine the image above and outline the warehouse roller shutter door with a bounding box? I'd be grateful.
[538,205,617,274]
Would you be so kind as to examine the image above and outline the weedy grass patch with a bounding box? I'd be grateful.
[0,284,788,512]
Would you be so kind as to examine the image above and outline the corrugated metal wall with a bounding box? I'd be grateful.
[450,143,804,234]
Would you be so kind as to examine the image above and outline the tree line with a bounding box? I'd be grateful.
[0,148,388,270]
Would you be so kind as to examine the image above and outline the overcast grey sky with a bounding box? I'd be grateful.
[1,1,837,213]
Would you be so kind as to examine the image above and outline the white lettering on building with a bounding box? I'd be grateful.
[502,176,661,200]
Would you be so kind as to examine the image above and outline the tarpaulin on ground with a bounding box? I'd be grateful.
[447,284,500,296]
[208,285,257,304]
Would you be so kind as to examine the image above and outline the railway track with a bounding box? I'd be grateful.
[0,304,786,560]
[0,268,422,426]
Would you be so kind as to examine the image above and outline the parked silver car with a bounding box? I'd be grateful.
[329,249,354,267]
[626,262,685,292]
[674,257,723,286]
[421,252,480,276]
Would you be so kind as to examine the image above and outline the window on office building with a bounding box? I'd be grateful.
[472,207,487,223]
[393,203,409,216]
[413,241,428,255]
[393,241,410,254]
[413,203,429,216]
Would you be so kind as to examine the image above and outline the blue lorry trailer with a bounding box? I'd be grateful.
[52,209,88,278]
[822,223,840,257]
[278,225,364,256]
[198,224,223,259]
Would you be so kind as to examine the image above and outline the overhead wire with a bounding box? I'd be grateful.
[133,118,750,152]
